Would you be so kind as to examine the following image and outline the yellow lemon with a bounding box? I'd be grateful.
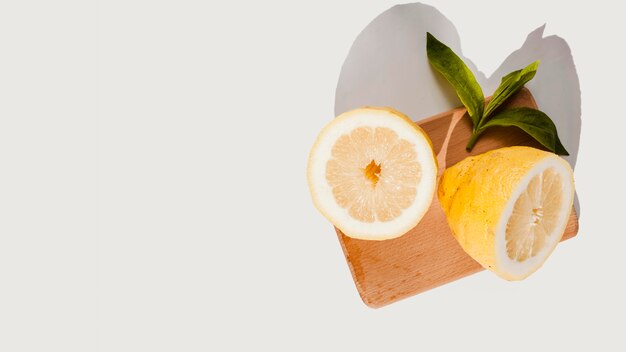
[439,146,575,280]
[307,107,437,240]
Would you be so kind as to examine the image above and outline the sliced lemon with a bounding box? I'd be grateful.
[439,146,575,280]
[307,107,437,240]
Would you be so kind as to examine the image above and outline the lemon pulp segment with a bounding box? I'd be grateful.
[326,126,421,223]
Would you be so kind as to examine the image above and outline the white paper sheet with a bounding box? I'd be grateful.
[335,2,581,213]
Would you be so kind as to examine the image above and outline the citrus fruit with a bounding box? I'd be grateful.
[307,107,437,240]
[438,146,574,280]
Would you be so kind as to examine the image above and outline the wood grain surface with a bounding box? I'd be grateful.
[335,88,579,308]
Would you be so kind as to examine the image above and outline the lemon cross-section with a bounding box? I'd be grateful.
[308,107,437,240]
[506,168,564,262]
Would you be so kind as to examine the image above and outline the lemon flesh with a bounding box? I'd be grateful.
[308,107,437,240]
[438,146,574,280]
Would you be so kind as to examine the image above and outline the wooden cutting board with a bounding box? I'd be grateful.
[335,88,579,308]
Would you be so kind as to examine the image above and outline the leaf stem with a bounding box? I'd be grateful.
[466,130,482,151]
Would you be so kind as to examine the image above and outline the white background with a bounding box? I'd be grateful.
[0,0,624,351]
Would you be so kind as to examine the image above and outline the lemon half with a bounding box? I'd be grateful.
[439,146,575,280]
[307,107,437,240]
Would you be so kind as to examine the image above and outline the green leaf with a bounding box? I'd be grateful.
[482,61,539,122]
[479,107,569,155]
[426,32,484,128]
[554,135,569,155]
